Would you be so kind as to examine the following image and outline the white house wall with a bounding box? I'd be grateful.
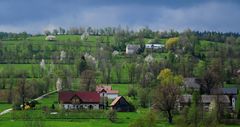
[126,49,135,54]
[100,93,118,99]
[63,104,99,110]
[107,94,118,99]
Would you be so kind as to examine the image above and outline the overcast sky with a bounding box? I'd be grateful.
[0,0,240,34]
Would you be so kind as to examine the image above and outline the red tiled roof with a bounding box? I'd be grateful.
[96,85,112,92]
[107,90,119,94]
[96,85,119,94]
[59,91,100,104]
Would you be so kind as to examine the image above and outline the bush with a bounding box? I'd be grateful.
[51,104,55,110]
[107,110,117,123]
[29,100,39,108]
[129,111,157,127]
[128,88,137,98]
[12,103,22,110]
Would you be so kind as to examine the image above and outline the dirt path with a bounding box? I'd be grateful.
[0,90,58,116]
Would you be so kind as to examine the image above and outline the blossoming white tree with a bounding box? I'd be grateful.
[40,59,46,70]
[144,54,154,63]
[84,53,97,67]
[56,78,62,91]
[60,50,66,61]
[81,32,89,41]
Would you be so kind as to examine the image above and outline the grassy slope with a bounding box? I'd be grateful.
[0,85,173,127]
[111,84,129,96]
[0,35,237,127]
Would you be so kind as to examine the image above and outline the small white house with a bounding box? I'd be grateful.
[45,35,56,41]
[145,44,164,49]
[126,44,140,54]
[96,85,119,99]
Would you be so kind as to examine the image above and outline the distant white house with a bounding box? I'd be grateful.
[96,85,119,99]
[126,44,140,54]
[45,35,56,41]
[145,44,164,50]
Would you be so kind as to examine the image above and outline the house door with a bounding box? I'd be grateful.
[88,105,93,110]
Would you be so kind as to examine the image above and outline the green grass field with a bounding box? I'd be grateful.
[0,103,12,112]
[111,84,130,96]
[0,119,174,127]
[0,87,173,127]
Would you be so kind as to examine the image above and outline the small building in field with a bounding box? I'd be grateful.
[45,35,56,41]
[145,44,164,50]
[177,94,192,111]
[110,96,133,112]
[201,95,231,111]
[126,44,140,54]
[183,78,200,91]
[58,91,100,110]
[96,85,119,99]
[211,88,238,110]
[178,94,231,111]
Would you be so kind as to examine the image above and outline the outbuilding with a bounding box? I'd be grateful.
[110,96,133,112]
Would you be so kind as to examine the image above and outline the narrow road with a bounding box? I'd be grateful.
[0,90,58,116]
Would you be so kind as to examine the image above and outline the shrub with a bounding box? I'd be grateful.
[128,88,137,98]
[107,109,117,123]
[51,104,55,110]
[129,111,157,127]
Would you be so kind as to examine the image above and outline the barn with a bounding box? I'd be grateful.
[110,96,133,112]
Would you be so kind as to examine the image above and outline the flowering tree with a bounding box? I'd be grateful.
[154,68,183,124]
[56,78,62,91]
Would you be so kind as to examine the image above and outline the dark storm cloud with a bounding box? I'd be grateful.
[0,0,239,33]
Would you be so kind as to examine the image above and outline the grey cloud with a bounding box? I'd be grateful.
[0,0,239,33]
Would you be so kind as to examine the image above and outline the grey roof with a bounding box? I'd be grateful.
[201,95,230,104]
[184,78,200,89]
[126,44,140,50]
[179,94,230,104]
[211,88,238,95]
[179,94,192,103]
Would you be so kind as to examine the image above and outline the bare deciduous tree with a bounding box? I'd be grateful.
[80,70,96,91]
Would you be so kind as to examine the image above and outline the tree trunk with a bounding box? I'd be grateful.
[167,110,173,124]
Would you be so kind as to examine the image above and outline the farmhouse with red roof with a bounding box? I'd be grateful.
[58,91,100,110]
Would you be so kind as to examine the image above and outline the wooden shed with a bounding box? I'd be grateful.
[110,96,133,112]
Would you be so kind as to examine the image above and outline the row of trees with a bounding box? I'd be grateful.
[0,32,29,40]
